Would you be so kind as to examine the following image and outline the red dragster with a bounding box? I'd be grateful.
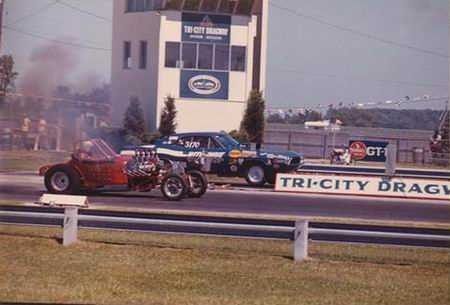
[39,139,207,201]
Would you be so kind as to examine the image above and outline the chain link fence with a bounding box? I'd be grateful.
[264,124,449,166]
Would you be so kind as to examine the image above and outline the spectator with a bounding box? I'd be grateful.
[430,130,442,153]
[34,116,48,150]
[343,147,352,165]
[20,114,32,149]
[436,132,442,142]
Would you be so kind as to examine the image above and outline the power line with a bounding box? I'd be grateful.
[270,68,448,88]
[6,0,59,26]
[55,0,112,22]
[3,25,112,51]
[269,1,449,60]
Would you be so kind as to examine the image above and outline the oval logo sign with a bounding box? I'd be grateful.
[188,75,221,95]
[349,141,367,160]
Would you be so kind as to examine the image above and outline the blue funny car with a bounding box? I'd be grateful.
[149,132,303,186]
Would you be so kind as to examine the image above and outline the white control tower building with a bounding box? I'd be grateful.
[111,0,268,132]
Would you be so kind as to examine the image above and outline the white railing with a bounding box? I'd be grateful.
[1,205,449,262]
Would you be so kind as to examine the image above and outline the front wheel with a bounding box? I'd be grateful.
[245,164,266,186]
[44,165,81,194]
[187,170,208,198]
[161,174,187,201]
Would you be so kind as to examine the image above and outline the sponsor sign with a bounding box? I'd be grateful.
[180,70,229,99]
[182,13,231,44]
[275,173,450,200]
[349,140,389,162]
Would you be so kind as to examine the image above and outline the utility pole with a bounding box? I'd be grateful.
[0,0,4,53]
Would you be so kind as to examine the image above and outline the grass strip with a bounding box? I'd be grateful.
[0,225,448,305]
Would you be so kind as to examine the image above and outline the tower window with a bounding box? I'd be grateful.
[182,43,197,69]
[165,42,180,68]
[139,41,147,69]
[123,41,132,69]
[214,44,229,70]
[231,46,246,71]
[198,44,213,70]
[136,0,146,11]
[126,0,136,12]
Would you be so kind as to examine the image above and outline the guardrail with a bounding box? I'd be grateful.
[299,164,450,180]
[0,205,449,261]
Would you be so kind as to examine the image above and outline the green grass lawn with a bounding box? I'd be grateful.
[0,150,71,172]
[0,225,448,305]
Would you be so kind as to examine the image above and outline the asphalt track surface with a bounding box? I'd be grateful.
[0,172,449,224]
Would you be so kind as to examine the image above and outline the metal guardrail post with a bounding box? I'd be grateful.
[396,139,400,162]
[56,126,62,152]
[63,207,78,246]
[322,134,328,158]
[385,144,397,176]
[293,220,308,262]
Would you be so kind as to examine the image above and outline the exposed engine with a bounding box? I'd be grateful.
[125,148,160,178]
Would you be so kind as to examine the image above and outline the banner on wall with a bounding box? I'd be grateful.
[349,140,389,162]
[275,173,450,200]
[182,13,231,44]
[180,70,229,100]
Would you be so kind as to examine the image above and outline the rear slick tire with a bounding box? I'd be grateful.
[44,165,81,194]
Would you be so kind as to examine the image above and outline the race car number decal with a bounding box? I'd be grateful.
[184,141,201,149]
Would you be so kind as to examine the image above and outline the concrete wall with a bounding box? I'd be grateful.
[264,124,434,164]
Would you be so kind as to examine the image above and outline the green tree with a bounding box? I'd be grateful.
[0,55,18,94]
[287,112,307,124]
[0,55,19,105]
[229,129,248,143]
[323,107,442,130]
[241,90,265,144]
[123,96,146,142]
[267,113,285,124]
[304,110,323,122]
[158,95,177,136]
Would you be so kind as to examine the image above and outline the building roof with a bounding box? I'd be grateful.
[163,0,258,16]
[172,131,224,137]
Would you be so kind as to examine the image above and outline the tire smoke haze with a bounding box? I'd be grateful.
[18,41,105,97]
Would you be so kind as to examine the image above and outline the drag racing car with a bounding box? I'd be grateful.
[125,132,304,186]
[39,139,207,201]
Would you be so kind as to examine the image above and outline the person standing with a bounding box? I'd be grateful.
[430,130,442,153]
[20,114,31,149]
[34,116,48,150]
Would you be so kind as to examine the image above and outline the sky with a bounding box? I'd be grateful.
[3,0,449,110]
